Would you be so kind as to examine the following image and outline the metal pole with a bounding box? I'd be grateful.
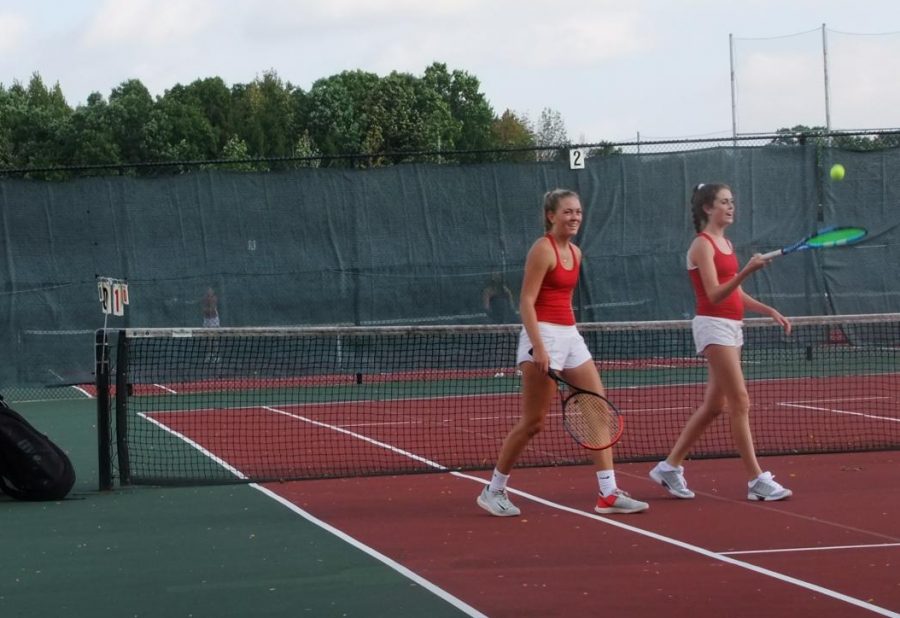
[729,33,738,143]
[822,23,832,131]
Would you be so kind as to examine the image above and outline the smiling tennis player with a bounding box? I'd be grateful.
[649,183,793,502]
[477,189,649,517]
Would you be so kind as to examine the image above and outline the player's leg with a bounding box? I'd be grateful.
[705,344,760,476]
[562,359,648,514]
[668,355,728,464]
[649,347,728,498]
[707,345,792,501]
[478,358,556,517]
[495,361,556,473]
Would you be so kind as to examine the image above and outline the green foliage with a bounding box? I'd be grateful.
[213,134,260,171]
[302,69,381,160]
[292,131,321,168]
[0,65,565,174]
[1,73,73,171]
[586,142,622,157]
[771,125,829,146]
[59,92,120,170]
[533,108,569,162]
[771,124,900,151]
[833,132,900,151]
[230,70,298,162]
[490,110,536,162]
[423,62,493,153]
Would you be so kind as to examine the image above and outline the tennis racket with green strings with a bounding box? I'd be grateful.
[761,226,867,260]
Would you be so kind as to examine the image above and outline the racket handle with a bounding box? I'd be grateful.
[760,249,782,260]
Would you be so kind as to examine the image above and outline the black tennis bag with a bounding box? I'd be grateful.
[0,395,75,501]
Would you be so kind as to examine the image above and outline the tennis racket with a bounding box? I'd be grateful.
[761,226,867,260]
[548,369,624,450]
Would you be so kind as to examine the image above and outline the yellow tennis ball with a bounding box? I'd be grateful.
[830,163,845,181]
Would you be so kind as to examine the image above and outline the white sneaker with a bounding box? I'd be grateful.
[748,471,792,501]
[649,462,695,499]
[594,490,649,514]
[477,487,521,516]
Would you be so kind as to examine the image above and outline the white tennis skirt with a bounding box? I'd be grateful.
[516,322,593,370]
[692,315,743,354]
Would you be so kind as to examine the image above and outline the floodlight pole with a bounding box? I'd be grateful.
[822,23,832,131]
[729,33,737,144]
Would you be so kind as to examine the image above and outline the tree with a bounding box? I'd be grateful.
[230,70,297,160]
[833,132,900,151]
[164,78,234,154]
[534,107,569,161]
[1,74,72,170]
[293,130,321,168]
[0,85,12,167]
[213,134,258,171]
[301,70,381,161]
[150,91,218,161]
[490,110,536,162]
[586,141,622,157]
[365,71,456,159]
[107,79,156,164]
[771,125,900,151]
[422,63,493,153]
[770,125,828,146]
[58,92,121,169]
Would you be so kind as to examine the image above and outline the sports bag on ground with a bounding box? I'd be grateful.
[0,395,76,501]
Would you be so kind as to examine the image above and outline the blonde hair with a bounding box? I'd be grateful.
[543,189,579,232]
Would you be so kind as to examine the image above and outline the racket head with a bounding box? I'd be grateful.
[804,226,867,249]
[561,390,624,450]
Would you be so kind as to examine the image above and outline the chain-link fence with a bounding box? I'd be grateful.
[2,130,899,400]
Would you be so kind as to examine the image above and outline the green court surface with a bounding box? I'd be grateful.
[0,396,470,618]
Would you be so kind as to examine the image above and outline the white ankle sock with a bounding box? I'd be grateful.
[597,470,617,496]
[489,469,510,493]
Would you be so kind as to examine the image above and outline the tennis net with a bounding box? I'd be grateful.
[96,314,900,488]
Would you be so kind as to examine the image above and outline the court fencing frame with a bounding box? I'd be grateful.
[3,129,900,402]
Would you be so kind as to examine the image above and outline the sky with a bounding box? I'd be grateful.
[1,0,899,144]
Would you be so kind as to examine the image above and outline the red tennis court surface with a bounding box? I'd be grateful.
[135,388,900,617]
[142,373,898,480]
[264,452,899,617]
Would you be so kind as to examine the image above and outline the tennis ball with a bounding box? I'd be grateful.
[830,163,845,181]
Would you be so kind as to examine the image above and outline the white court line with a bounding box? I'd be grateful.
[137,413,249,479]
[138,410,486,618]
[258,408,898,617]
[464,474,900,618]
[152,383,178,394]
[721,542,900,556]
[142,405,900,617]
[780,400,900,423]
[251,484,488,618]
[70,384,94,398]
[263,406,449,471]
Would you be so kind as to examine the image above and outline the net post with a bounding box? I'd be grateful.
[115,331,131,485]
[95,329,112,491]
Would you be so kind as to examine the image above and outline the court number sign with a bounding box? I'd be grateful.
[569,148,585,170]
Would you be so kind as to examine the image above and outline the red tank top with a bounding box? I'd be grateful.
[688,232,743,320]
[535,235,579,325]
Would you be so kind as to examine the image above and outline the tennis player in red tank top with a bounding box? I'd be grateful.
[649,183,794,502]
[477,189,649,517]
